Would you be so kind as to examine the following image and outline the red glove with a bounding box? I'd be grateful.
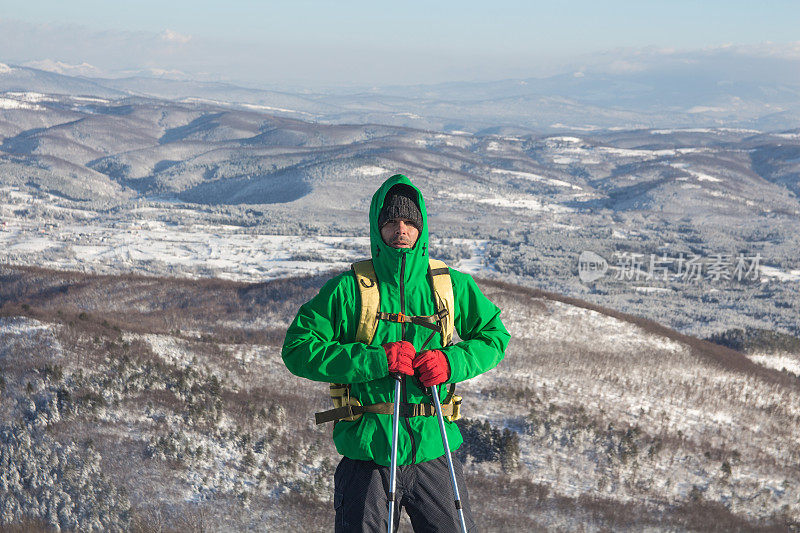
[384,341,416,376]
[413,350,450,387]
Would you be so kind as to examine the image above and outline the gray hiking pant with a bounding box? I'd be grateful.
[333,455,477,532]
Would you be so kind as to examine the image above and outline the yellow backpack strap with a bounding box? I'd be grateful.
[352,259,380,345]
[428,259,454,346]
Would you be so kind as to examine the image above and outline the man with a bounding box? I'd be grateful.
[282,174,509,532]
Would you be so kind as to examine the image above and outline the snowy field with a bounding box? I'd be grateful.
[0,186,489,282]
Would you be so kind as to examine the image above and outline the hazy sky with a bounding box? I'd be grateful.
[1,0,798,87]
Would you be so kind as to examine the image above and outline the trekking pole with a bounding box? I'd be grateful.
[431,384,468,533]
[387,374,402,533]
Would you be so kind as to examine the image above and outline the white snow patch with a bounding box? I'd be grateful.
[133,334,197,366]
[633,286,672,293]
[5,91,48,103]
[748,352,800,375]
[485,141,503,151]
[490,169,583,190]
[651,128,716,134]
[477,195,572,213]
[547,136,582,144]
[704,189,758,207]
[356,165,387,177]
[673,163,723,183]
[0,63,13,74]
[687,106,726,113]
[0,97,43,110]
[695,173,722,182]
[429,237,490,275]
[238,102,311,116]
[69,95,111,104]
[549,123,601,131]
[23,60,102,77]
[179,97,312,117]
[552,156,578,165]
[652,127,760,135]
[759,265,800,282]
[0,316,53,336]
[439,191,477,201]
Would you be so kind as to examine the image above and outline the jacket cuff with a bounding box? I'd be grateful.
[369,345,389,379]
[442,348,460,383]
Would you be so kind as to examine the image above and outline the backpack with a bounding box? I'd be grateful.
[314,258,462,425]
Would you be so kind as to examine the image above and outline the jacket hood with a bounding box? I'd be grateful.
[369,174,429,284]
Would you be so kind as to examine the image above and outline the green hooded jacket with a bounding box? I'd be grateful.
[282,174,510,466]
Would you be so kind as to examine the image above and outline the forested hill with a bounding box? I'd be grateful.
[1,264,798,531]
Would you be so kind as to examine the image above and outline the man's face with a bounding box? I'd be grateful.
[380,219,419,249]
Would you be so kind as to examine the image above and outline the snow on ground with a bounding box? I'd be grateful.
[441,189,573,212]
[478,195,573,213]
[546,136,582,143]
[131,333,198,367]
[543,142,707,169]
[633,286,672,293]
[179,97,313,117]
[548,124,601,131]
[770,132,800,139]
[651,128,715,135]
[69,95,112,104]
[0,317,65,361]
[704,189,759,208]
[490,169,583,190]
[355,165,388,176]
[687,106,727,113]
[694,172,722,182]
[759,265,800,282]
[444,238,493,275]
[748,352,800,375]
[672,163,723,182]
[651,127,762,135]
[596,146,701,158]
[3,91,51,104]
[485,141,503,151]
[0,96,43,110]
[0,316,56,338]
[0,187,491,282]
[505,298,686,355]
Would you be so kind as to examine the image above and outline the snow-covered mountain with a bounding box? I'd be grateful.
[1,90,798,343]
[1,66,799,531]
[3,59,800,132]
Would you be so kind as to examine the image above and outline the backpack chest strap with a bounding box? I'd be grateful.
[376,310,448,332]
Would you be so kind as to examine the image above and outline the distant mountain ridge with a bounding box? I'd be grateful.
[1,72,798,354]
[2,60,800,132]
[1,89,798,214]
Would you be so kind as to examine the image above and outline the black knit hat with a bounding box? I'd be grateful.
[378,184,423,230]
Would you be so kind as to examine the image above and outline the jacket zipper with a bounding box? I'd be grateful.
[399,254,417,464]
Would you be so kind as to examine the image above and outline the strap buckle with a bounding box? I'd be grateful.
[386,312,406,323]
